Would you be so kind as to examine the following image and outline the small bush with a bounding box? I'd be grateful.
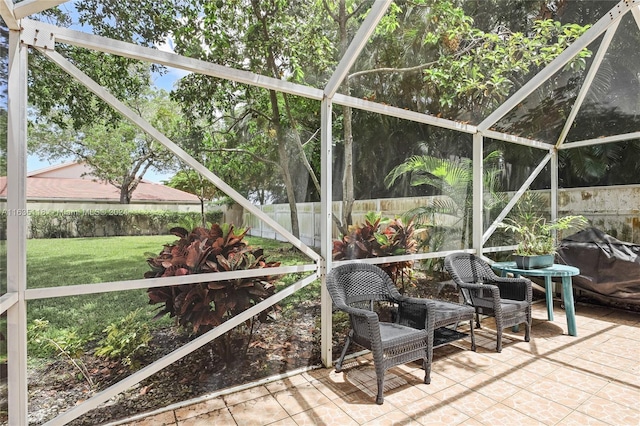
[145,223,281,362]
[94,309,151,369]
[333,211,418,292]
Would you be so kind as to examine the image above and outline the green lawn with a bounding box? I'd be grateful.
[21,234,315,358]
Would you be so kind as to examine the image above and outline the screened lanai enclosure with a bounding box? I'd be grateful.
[1,0,639,424]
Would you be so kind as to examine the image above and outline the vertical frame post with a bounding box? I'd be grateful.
[6,29,29,426]
[472,133,484,255]
[320,97,333,367]
[551,149,559,232]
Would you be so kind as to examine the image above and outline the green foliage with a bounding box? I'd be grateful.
[385,148,507,252]
[94,309,151,369]
[27,210,222,239]
[27,319,94,387]
[145,223,281,361]
[499,192,588,255]
[332,212,418,292]
[417,0,591,114]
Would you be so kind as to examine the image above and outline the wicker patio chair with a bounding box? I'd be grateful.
[326,263,435,404]
[444,253,532,352]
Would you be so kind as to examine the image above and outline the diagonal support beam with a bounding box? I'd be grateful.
[478,0,637,132]
[483,152,553,244]
[556,23,619,148]
[14,0,70,19]
[323,0,392,98]
[0,0,18,30]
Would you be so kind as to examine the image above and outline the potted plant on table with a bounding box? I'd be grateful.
[498,194,588,269]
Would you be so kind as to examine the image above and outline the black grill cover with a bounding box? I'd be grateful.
[556,227,640,306]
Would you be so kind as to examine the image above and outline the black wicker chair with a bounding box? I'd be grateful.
[444,253,532,352]
[326,263,435,404]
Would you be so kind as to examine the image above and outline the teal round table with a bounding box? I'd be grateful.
[491,262,580,336]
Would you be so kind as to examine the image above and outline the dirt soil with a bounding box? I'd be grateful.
[4,272,636,425]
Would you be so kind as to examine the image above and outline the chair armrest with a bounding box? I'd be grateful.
[491,277,532,302]
[456,281,501,299]
[335,303,382,343]
[395,297,436,332]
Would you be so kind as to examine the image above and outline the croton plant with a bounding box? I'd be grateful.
[332,211,418,292]
[145,223,281,340]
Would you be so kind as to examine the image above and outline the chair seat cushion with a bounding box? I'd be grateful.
[432,300,475,328]
[379,322,428,344]
[472,296,529,313]
[499,298,530,313]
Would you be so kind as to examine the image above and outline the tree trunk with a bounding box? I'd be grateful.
[339,0,355,233]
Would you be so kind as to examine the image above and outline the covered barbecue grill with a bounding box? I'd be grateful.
[556,227,640,307]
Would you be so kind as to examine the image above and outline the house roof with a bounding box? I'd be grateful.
[0,176,200,203]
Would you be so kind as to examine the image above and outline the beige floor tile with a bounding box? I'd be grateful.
[430,383,497,417]
[177,407,235,426]
[331,390,399,424]
[125,410,177,425]
[290,400,357,426]
[502,389,573,424]
[472,402,545,425]
[222,385,270,407]
[361,409,422,425]
[433,359,480,382]
[567,357,630,384]
[309,375,361,401]
[594,381,640,411]
[617,367,640,388]
[499,365,545,388]
[398,394,469,425]
[543,366,609,395]
[264,374,310,394]
[382,382,430,407]
[577,395,640,425]
[265,418,298,426]
[272,382,331,416]
[404,371,457,396]
[555,410,609,425]
[457,418,484,426]
[526,378,592,409]
[226,394,289,426]
[174,397,226,421]
[460,373,521,402]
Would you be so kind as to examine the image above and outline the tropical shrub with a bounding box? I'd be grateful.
[145,223,280,361]
[332,212,418,292]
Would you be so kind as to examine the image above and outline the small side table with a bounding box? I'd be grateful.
[491,262,580,337]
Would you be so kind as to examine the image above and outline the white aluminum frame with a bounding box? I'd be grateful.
[0,0,638,424]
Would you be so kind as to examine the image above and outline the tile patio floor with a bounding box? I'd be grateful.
[113,300,640,426]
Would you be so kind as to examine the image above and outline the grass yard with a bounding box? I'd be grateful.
[22,234,315,358]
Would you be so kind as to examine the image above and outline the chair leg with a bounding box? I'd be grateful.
[495,317,503,353]
[376,375,384,405]
[475,312,482,328]
[335,332,352,373]
[469,319,476,351]
[525,321,531,342]
[423,356,431,385]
